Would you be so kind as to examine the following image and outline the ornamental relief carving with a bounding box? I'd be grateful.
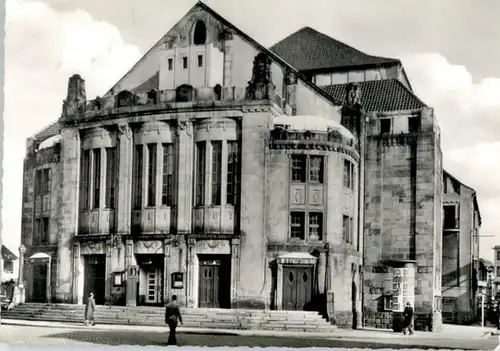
[134,240,163,254]
[80,241,105,255]
[196,240,231,255]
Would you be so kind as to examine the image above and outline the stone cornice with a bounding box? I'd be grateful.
[59,100,271,128]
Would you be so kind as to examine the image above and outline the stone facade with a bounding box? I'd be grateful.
[19,1,481,332]
[441,171,481,325]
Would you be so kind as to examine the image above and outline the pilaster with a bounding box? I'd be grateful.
[230,238,240,307]
[163,239,171,303]
[186,238,196,307]
[58,127,81,302]
[117,125,133,233]
[105,240,112,301]
[176,121,194,234]
[222,30,234,87]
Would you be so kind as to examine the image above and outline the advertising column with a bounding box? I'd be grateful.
[392,262,416,331]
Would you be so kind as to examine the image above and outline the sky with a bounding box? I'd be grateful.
[3,0,500,261]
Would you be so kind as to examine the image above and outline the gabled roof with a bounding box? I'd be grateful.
[320,79,426,112]
[1,245,17,261]
[33,121,61,141]
[270,27,399,72]
[104,2,340,107]
[443,169,482,226]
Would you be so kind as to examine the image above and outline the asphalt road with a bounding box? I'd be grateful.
[0,324,497,350]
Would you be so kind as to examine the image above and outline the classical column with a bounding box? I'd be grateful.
[176,121,194,234]
[117,125,133,234]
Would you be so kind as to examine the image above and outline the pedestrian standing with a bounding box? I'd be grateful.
[85,292,96,326]
[165,295,183,346]
[402,302,414,335]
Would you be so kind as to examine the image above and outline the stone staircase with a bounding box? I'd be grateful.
[2,303,337,332]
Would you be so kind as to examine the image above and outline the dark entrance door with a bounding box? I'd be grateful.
[198,255,230,308]
[282,266,313,310]
[83,255,106,305]
[32,264,47,302]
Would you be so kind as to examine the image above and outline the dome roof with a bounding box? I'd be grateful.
[38,134,61,150]
[272,115,355,140]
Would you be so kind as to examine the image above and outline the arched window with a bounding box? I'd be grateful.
[193,20,207,45]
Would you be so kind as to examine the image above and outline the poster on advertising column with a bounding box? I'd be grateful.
[392,266,415,312]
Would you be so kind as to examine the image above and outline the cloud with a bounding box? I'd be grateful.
[2,0,142,251]
[402,53,500,259]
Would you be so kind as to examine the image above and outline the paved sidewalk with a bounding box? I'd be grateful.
[1,318,495,341]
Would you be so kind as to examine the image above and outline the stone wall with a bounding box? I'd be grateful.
[362,108,443,332]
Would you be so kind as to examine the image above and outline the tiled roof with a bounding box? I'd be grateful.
[34,121,61,140]
[270,27,399,71]
[131,72,160,94]
[320,79,426,112]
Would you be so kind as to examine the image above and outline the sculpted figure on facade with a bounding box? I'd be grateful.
[62,74,87,116]
[344,83,362,107]
[246,53,275,100]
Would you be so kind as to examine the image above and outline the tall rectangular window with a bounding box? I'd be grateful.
[343,215,353,244]
[226,141,240,206]
[309,156,324,183]
[343,159,354,189]
[309,212,323,240]
[147,143,157,207]
[197,55,203,67]
[291,155,306,182]
[80,150,91,209]
[168,58,173,70]
[105,147,117,209]
[380,118,392,134]
[92,149,101,209]
[290,212,305,240]
[41,217,49,244]
[195,142,206,206]
[211,141,222,205]
[444,205,458,229]
[133,145,144,209]
[182,57,188,69]
[162,143,174,206]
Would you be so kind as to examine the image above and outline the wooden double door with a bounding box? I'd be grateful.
[282,266,313,311]
[83,255,106,305]
[198,255,231,309]
[32,264,48,302]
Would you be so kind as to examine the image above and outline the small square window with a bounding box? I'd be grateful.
[198,55,203,67]
[380,118,391,134]
[168,58,173,71]
[182,57,188,69]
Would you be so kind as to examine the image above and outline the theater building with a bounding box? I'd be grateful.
[18,1,480,331]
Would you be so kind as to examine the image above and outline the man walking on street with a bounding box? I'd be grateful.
[165,295,183,346]
[402,302,414,335]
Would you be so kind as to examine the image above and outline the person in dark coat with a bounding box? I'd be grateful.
[165,295,183,345]
[402,302,414,335]
[85,292,96,326]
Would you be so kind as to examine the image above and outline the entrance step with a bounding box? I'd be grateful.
[2,303,338,332]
